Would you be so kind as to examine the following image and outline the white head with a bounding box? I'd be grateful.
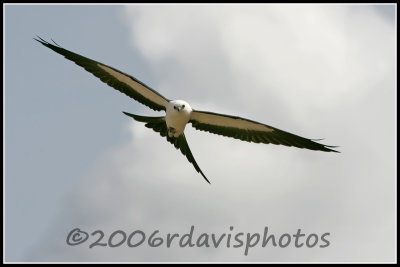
[168,100,192,113]
[165,100,193,137]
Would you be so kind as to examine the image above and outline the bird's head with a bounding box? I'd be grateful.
[170,100,192,112]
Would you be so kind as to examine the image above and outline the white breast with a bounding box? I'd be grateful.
[165,100,192,137]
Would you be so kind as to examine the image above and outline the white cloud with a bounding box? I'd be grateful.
[28,4,395,262]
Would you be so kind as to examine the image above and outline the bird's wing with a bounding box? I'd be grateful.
[190,110,339,152]
[123,112,210,184]
[34,36,169,111]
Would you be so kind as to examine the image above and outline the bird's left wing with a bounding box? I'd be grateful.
[34,37,169,111]
[190,110,339,152]
[123,112,210,184]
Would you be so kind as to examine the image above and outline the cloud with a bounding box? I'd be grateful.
[27,5,395,262]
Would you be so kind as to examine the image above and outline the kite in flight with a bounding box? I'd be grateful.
[35,36,339,184]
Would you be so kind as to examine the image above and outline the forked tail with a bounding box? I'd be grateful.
[123,112,210,184]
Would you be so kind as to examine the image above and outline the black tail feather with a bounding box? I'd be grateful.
[123,111,210,184]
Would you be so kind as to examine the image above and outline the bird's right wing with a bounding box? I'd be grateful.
[34,36,169,111]
[123,112,210,184]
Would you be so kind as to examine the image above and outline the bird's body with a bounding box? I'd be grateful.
[166,100,192,138]
[35,36,339,184]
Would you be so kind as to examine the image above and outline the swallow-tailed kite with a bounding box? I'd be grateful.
[35,37,339,184]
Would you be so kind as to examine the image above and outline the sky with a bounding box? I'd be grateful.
[4,4,396,263]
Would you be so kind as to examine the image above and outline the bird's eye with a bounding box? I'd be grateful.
[182,105,185,109]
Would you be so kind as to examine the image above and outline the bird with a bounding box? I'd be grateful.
[34,36,339,184]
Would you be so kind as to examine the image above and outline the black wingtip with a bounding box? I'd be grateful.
[122,111,135,119]
[34,36,62,48]
[51,38,61,47]
[33,35,45,44]
[330,148,341,153]
[308,137,340,153]
[323,145,340,153]
[311,138,324,142]
[322,143,340,153]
